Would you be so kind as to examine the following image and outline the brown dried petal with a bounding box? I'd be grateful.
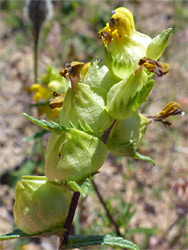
[68,61,84,77]
[49,94,65,109]
[146,102,184,127]
[138,57,170,77]
[60,61,84,93]
[157,102,184,119]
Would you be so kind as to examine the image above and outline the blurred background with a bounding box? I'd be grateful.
[0,0,187,249]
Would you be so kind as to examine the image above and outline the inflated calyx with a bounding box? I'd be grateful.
[13,176,72,235]
[45,128,108,182]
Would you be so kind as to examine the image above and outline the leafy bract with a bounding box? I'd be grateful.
[0,228,66,241]
[67,178,91,197]
[0,229,40,241]
[1,233,139,250]
[66,234,140,250]
[134,152,155,165]
[23,113,69,134]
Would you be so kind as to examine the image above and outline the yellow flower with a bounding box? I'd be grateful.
[98,7,135,45]
[30,83,51,101]
[38,105,61,119]
[115,7,135,29]
[108,13,131,41]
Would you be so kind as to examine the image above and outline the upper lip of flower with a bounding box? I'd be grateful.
[98,7,135,46]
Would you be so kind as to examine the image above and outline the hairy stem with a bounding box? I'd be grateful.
[92,179,122,237]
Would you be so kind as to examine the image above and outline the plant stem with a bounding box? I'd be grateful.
[58,120,117,248]
[58,191,80,249]
[32,28,40,83]
[92,179,122,237]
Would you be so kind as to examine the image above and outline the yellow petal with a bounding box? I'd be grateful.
[110,12,131,37]
[81,62,91,81]
[30,84,51,101]
[115,7,135,29]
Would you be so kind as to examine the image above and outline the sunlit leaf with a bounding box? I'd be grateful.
[66,234,140,250]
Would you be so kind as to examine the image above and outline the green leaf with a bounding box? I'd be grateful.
[125,209,137,226]
[134,152,155,165]
[23,113,70,134]
[146,28,172,60]
[66,234,140,250]
[0,229,48,241]
[67,178,91,196]
[0,228,66,241]
[22,129,49,142]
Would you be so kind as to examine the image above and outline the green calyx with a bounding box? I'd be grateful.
[44,128,108,183]
[102,28,171,80]
[59,82,114,137]
[146,28,172,60]
[106,112,149,158]
[106,68,154,120]
[13,176,72,235]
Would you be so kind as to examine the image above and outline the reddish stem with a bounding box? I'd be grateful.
[58,192,80,249]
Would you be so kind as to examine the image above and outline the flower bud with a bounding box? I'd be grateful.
[44,128,108,182]
[13,176,72,235]
[25,0,53,34]
[106,112,149,157]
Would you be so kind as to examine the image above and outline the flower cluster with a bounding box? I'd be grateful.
[13,7,183,236]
